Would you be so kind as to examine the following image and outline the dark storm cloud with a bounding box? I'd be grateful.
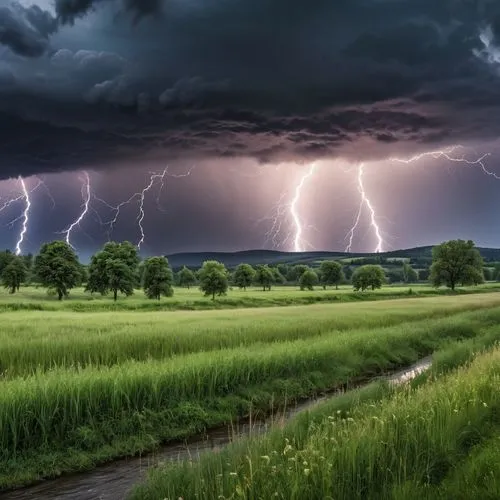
[1,0,500,178]
[0,2,57,56]
[54,0,162,24]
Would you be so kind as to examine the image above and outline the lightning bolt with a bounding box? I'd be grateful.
[344,196,364,253]
[137,169,168,250]
[389,146,496,178]
[345,145,496,253]
[0,177,49,256]
[59,166,194,252]
[344,164,384,253]
[15,178,30,256]
[291,163,318,252]
[61,171,91,249]
[256,163,320,252]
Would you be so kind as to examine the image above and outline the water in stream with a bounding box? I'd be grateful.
[2,357,432,500]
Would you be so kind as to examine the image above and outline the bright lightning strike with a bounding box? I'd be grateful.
[256,163,320,252]
[62,171,91,249]
[59,166,194,252]
[389,146,497,178]
[0,177,47,256]
[357,163,384,253]
[137,169,168,250]
[344,164,384,253]
[15,178,30,256]
[290,163,318,252]
[345,145,496,253]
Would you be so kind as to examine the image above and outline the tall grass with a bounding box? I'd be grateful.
[0,284,498,312]
[131,347,500,500]
[0,308,499,485]
[1,294,498,377]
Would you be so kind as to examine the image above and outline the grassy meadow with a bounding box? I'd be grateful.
[1,286,500,492]
[0,282,499,311]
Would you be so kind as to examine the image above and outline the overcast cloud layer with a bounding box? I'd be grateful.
[1,0,500,179]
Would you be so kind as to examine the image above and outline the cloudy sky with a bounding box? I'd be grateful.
[1,0,500,258]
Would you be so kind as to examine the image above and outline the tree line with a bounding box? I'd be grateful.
[0,239,488,300]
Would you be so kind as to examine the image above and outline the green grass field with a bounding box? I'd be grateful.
[1,283,499,311]
[2,288,500,492]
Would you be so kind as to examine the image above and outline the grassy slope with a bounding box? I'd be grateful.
[2,293,499,377]
[2,303,500,489]
[131,346,500,500]
[0,283,499,312]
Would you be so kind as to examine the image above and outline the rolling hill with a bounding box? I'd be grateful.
[166,246,500,270]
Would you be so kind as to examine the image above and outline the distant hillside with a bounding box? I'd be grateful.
[166,246,500,270]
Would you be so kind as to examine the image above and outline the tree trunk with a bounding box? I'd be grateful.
[114,290,118,301]
[212,292,215,300]
[335,284,338,290]
[58,290,63,301]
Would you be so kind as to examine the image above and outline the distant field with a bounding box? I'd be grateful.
[0,283,499,312]
[2,292,500,490]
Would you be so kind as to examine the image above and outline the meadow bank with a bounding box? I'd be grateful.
[2,292,500,489]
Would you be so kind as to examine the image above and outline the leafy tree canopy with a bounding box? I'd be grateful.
[233,263,256,290]
[255,264,275,291]
[430,240,484,291]
[143,256,174,300]
[178,266,197,288]
[299,269,319,291]
[34,241,82,300]
[198,260,229,300]
[319,261,344,289]
[86,241,140,297]
[2,256,28,294]
[352,265,386,292]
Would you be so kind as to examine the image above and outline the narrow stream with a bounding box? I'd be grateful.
[2,357,432,500]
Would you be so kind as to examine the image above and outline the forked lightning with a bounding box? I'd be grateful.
[345,145,496,253]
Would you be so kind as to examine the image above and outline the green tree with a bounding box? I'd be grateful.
[86,241,140,297]
[143,256,174,300]
[198,260,229,300]
[319,261,344,289]
[2,256,28,294]
[402,262,418,283]
[276,264,289,279]
[22,253,34,272]
[299,269,319,291]
[483,267,494,282]
[272,267,286,285]
[34,241,82,300]
[106,259,135,301]
[255,264,275,291]
[0,250,14,276]
[286,264,309,282]
[430,240,484,291]
[386,269,404,284]
[343,265,353,282]
[352,265,386,291]
[418,268,430,282]
[178,266,197,289]
[233,263,256,290]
